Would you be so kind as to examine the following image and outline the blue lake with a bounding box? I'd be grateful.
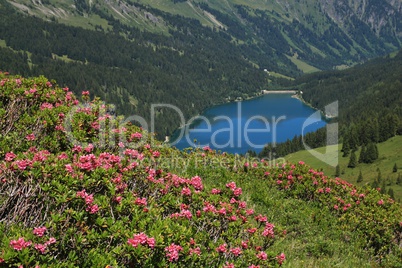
[171,94,327,155]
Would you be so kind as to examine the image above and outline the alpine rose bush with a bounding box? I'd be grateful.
[0,73,285,267]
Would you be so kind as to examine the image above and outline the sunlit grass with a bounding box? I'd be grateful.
[285,135,402,200]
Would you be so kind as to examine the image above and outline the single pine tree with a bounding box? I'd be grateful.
[357,170,363,183]
[388,188,395,199]
[348,151,357,168]
[335,165,341,177]
[393,163,398,173]
[341,136,350,157]
[349,126,359,151]
[380,180,386,194]
[365,142,378,163]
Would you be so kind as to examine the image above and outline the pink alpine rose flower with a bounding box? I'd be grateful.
[34,243,47,254]
[33,226,47,237]
[216,243,227,253]
[10,238,31,251]
[256,251,267,260]
[5,152,17,161]
[165,243,183,262]
[276,252,286,265]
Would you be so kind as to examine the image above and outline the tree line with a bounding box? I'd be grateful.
[259,50,402,161]
[0,0,269,139]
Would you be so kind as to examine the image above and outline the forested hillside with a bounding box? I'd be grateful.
[298,49,402,149]
[1,0,402,140]
[0,0,269,139]
[260,50,402,182]
[7,0,402,71]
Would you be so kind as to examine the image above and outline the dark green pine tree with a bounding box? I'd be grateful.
[341,135,350,157]
[357,170,363,183]
[380,180,387,194]
[349,126,359,151]
[393,163,398,173]
[335,165,340,177]
[348,151,357,168]
[359,145,366,163]
[388,188,395,199]
[365,142,379,163]
[397,173,402,185]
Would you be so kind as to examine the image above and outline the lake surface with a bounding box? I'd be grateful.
[171,94,327,155]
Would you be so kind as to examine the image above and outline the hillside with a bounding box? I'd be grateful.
[1,73,402,267]
[7,0,402,71]
[285,136,402,201]
[1,0,402,140]
[295,50,402,124]
[259,49,402,164]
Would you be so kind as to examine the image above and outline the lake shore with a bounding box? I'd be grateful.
[170,89,333,143]
[261,90,297,94]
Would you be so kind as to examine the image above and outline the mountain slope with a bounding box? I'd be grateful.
[1,0,401,140]
[285,136,402,201]
[296,49,402,124]
[0,0,271,140]
[1,73,402,267]
[259,49,402,165]
[6,0,402,71]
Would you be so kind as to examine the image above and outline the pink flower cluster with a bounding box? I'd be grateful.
[211,188,221,194]
[256,251,267,260]
[190,175,203,191]
[134,197,147,206]
[13,159,33,170]
[181,187,192,196]
[9,238,31,251]
[127,233,155,249]
[5,152,17,161]
[130,132,142,140]
[165,243,183,262]
[40,102,54,110]
[276,252,286,265]
[226,181,242,197]
[189,247,201,256]
[261,222,275,239]
[26,133,35,141]
[33,226,47,237]
[216,243,227,253]
[34,237,56,254]
[230,247,242,256]
[76,189,99,214]
[170,208,192,220]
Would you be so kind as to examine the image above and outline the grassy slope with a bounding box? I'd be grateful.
[184,165,372,268]
[3,73,401,267]
[285,136,402,200]
[285,54,321,73]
